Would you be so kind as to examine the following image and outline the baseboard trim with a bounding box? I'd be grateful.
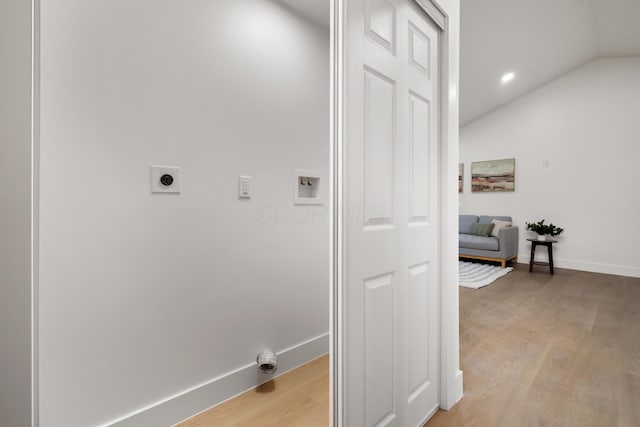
[517,254,640,278]
[106,333,330,427]
[440,368,463,411]
[449,370,464,409]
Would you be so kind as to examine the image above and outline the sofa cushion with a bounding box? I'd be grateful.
[459,215,479,234]
[459,234,500,251]
[490,219,512,238]
[470,223,495,237]
[479,215,513,224]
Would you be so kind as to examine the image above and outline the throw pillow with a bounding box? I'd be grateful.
[491,219,512,238]
[470,223,494,237]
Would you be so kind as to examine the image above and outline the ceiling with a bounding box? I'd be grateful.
[460,0,640,125]
[277,0,640,125]
[277,0,330,27]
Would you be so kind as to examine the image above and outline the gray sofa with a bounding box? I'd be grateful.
[459,215,519,268]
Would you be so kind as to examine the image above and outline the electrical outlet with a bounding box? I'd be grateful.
[238,176,252,199]
[151,166,181,193]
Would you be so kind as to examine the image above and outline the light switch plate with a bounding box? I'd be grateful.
[238,176,252,198]
[151,166,181,193]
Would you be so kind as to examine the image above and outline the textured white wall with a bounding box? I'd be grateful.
[0,0,33,426]
[460,57,640,278]
[38,1,329,426]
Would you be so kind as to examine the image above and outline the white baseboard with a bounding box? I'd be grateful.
[517,253,640,278]
[441,369,463,411]
[106,333,330,427]
[453,369,463,401]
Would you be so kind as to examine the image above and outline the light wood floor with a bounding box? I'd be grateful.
[178,266,640,427]
[428,264,640,427]
[178,354,330,427]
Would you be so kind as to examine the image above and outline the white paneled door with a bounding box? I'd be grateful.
[343,0,441,426]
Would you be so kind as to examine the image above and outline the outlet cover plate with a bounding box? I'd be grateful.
[151,166,181,193]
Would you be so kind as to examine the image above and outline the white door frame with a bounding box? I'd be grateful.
[330,0,463,424]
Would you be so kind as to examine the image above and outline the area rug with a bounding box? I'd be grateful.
[459,261,513,289]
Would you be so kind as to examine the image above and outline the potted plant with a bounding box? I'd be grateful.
[526,219,564,241]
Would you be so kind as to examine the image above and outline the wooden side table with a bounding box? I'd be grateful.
[527,238,557,274]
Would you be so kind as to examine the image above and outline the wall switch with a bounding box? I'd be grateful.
[151,166,181,193]
[543,160,551,168]
[238,176,252,198]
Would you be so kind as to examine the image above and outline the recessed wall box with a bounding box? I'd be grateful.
[293,169,324,205]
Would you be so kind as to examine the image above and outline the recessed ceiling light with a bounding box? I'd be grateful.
[501,72,515,84]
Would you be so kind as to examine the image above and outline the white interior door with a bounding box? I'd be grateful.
[342,0,441,425]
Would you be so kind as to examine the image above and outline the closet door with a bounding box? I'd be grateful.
[342,0,441,425]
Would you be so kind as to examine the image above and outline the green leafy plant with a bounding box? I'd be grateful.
[525,219,564,237]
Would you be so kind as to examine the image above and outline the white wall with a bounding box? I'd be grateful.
[0,0,33,426]
[460,57,640,278]
[38,1,329,426]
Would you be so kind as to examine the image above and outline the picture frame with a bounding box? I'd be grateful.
[471,158,515,192]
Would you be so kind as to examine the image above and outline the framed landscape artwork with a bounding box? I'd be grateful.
[458,163,463,193]
[471,158,515,192]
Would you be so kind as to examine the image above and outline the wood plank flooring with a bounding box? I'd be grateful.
[177,265,640,427]
[177,354,330,427]
[428,265,640,427]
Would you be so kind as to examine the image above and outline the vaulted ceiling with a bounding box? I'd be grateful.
[460,0,640,125]
[276,0,640,125]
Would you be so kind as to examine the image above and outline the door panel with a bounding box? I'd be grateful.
[408,262,430,402]
[408,92,431,222]
[365,0,396,53]
[364,273,396,426]
[344,0,441,426]
[404,5,440,425]
[364,68,396,226]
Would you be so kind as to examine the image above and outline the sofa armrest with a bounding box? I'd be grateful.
[498,226,519,258]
